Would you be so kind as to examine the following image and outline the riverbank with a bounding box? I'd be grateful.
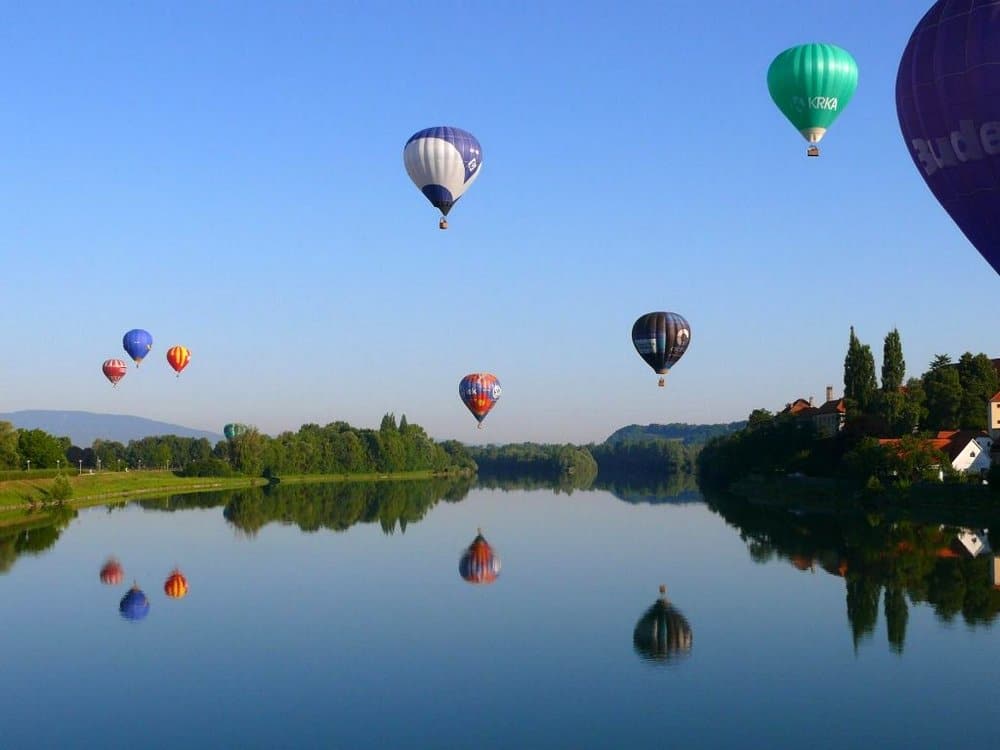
[0,468,471,526]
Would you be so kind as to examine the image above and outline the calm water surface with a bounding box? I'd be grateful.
[2,480,998,749]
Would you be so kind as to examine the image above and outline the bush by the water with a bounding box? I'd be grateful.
[49,475,73,501]
[180,458,234,477]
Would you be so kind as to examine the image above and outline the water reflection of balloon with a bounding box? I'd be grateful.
[459,373,501,428]
[101,359,127,387]
[164,569,188,599]
[633,585,692,663]
[119,583,150,621]
[896,2,1000,275]
[100,558,124,585]
[165,346,191,377]
[122,329,153,366]
[632,312,691,387]
[459,529,501,585]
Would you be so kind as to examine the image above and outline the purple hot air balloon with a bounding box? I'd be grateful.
[896,1,1000,275]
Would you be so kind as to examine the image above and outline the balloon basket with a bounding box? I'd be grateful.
[658,378,665,387]
[477,422,483,430]
[439,217,448,230]
[807,146,820,157]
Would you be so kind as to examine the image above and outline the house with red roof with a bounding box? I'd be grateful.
[879,430,993,475]
[780,386,846,438]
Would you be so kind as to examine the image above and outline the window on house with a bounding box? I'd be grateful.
[970,450,976,457]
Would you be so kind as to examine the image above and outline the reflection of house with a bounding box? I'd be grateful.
[780,386,846,437]
[991,557,1000,589]
[879,430,993,475]
[955,529,990,558]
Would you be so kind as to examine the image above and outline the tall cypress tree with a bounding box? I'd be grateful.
[844,326,860,402]
[881,328,905,392]
[844,326,878,413]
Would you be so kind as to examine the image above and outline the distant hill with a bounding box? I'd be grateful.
[0,410,222,447]
[604,421,746,446]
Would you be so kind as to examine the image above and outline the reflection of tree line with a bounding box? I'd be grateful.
[474,470,700,504]
[0,506,76,574]
[706,491,1000,652]
[220,477,475,535]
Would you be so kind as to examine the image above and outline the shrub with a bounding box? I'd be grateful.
[50,475,73,501]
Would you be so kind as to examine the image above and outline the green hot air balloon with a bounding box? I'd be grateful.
[767,43,858,157]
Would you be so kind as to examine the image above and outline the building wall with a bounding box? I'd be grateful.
[990,401,1000,440]
[952,441,992,474]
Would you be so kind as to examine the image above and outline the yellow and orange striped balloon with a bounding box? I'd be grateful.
[164,569,188,599]
[166,346,191,376]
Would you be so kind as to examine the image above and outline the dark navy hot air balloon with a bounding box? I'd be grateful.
[633,585,692,663]
[631,312,691,387]
[224,423,248,441]
[404,127,482,229]
[896,1,1000,275]
[119,583,150,621]
[122,329,153,367]
[459,373,501,428]
[459,530,501,585]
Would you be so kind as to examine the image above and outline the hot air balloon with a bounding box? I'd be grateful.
[896,2,1000,275]
[224,423,248,441]
[164,569,188,599]
[459,529,501,585]
[459,373,501,428]
[166,345,191,376]
[102,359,127,387]
[404,126,482,229]
[122,329,153,366]
[767,43,859,156]
[100,558,124,585]
[631,312,691,387]
[119,583,150,621]
[633,585,692,663]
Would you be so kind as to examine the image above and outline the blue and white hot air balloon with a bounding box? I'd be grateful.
[403,126,482,229]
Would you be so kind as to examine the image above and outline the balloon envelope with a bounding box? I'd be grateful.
[119,585,150,621]
[631,312,691,376]
[767,43,858,146]
[633,590,692,663]
[224,423,248,441]
[459,373,501,424]
[459,532,501,584]
[122,329,153,366]
[896,1,1000,275]
[164,569,188,599]
[100,558,124,585]
[404,127,482,217]
[166,345,191,375]
[102,359,127,387]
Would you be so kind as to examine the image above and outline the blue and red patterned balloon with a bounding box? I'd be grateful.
[896,1,1000,275]
[459,373,501,428]
[404,126,482,228]
[459,530,501,585]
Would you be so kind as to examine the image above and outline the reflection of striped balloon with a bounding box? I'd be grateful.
[459,532,501,585]
[166,346,191,376]
[100,558,124,585]
[459,373,501,426]
[164,569,188,599]
[102,359,128,387]
[633,587,692,663]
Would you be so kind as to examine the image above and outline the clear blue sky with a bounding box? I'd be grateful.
[0,1,995,445]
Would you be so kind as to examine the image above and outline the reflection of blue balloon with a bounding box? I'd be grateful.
[119,585,150,621]
[404,127,482,224]
[896,2,1000,275]
[122,329,153,366]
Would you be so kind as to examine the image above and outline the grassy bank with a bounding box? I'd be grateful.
[0,468,471,526]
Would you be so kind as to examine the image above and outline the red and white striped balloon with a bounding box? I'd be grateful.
[102,359,128,387]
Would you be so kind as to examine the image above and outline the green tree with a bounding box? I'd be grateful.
[50,475,73,501]
[0,421,20,469]
[956,352,998,429]
[231,427,265,477]
[881,328,905,392]
[923,355,962,431]
[18,429,67,468]
[844,326,878,413]
[899,378,927,436]
[747,409,773,430]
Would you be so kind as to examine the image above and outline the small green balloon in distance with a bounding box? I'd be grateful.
[767,43,858,149]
